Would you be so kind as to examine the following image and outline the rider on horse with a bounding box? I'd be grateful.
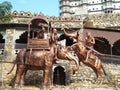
[85,31,98,61]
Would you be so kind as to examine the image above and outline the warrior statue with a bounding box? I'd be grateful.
[51,28,58,60]
[85,31,96,61]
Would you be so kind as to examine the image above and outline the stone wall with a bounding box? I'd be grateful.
[3,11,120,29]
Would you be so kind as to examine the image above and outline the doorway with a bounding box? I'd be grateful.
[53,66,66,85]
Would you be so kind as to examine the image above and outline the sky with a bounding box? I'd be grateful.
[0,0,59,16]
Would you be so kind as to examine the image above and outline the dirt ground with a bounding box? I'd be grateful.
[0,63,119,90]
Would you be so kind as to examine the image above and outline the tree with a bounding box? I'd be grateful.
[0,1,13,22]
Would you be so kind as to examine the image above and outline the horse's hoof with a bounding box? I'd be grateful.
[43,86,49,90]
[14,84,20,90]
[20,84,24,87]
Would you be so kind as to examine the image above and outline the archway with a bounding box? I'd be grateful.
[0,33,5,43]
[0,33,5,54]
[15,31,37,44]
[53,65,66,85]
[112,39,120,55]
[15,31,37,49]
[94,37,111,54]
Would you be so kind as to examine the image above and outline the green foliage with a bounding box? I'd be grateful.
[0,1,13,22]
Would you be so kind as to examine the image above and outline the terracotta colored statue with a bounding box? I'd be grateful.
[85,31,95,48]
[69,42,107,84]
[57,44,79,74]
[8,47,55,89]
[7,28,79,90]
[50,28,58,60]
[85,31,96,62]
[61,28,107,84]
[8,45,79,89]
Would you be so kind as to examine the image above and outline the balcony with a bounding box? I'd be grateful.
[59,5,70,9]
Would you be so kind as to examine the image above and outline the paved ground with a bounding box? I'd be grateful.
[0,81,119,90]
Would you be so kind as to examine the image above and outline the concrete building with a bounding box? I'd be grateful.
[59,0,120,17]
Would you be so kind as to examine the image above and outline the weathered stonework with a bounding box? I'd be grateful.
[4,29,16,61]
[2,11,120,30]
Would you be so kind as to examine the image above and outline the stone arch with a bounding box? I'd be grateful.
[58,34,74,46]
[112,39,120,55]
[15,31,37,49]
[94,37,111,54]
[53,65,66,85]
[15,31,37,43]
[0,33,5,54]
[0,33,5,43]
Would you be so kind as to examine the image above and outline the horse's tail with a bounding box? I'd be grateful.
[101,64,107,76]
[7,63,16,75]
[101,64,113,83]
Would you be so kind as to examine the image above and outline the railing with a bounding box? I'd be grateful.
[14,43,27,54]
[14,49,21,54]
[15,43,27,49]
[99,54,120,64]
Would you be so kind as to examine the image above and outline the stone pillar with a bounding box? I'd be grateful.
[4,29,15,61]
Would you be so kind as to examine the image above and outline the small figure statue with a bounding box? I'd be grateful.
[51,28,58,60]
[85,31,95,48]
[36,26,45,39]
[85,31,96,61]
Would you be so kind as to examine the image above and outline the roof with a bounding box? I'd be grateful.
[30,15,49,27]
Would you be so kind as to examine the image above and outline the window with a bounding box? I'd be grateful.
[114,5,115,8]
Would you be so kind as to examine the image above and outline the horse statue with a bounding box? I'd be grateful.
[61,28,107,84]
[7,28,79,90]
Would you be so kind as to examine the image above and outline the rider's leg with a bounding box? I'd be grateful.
[85,50,92,62]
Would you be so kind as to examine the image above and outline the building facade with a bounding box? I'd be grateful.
[59,0,120,17]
